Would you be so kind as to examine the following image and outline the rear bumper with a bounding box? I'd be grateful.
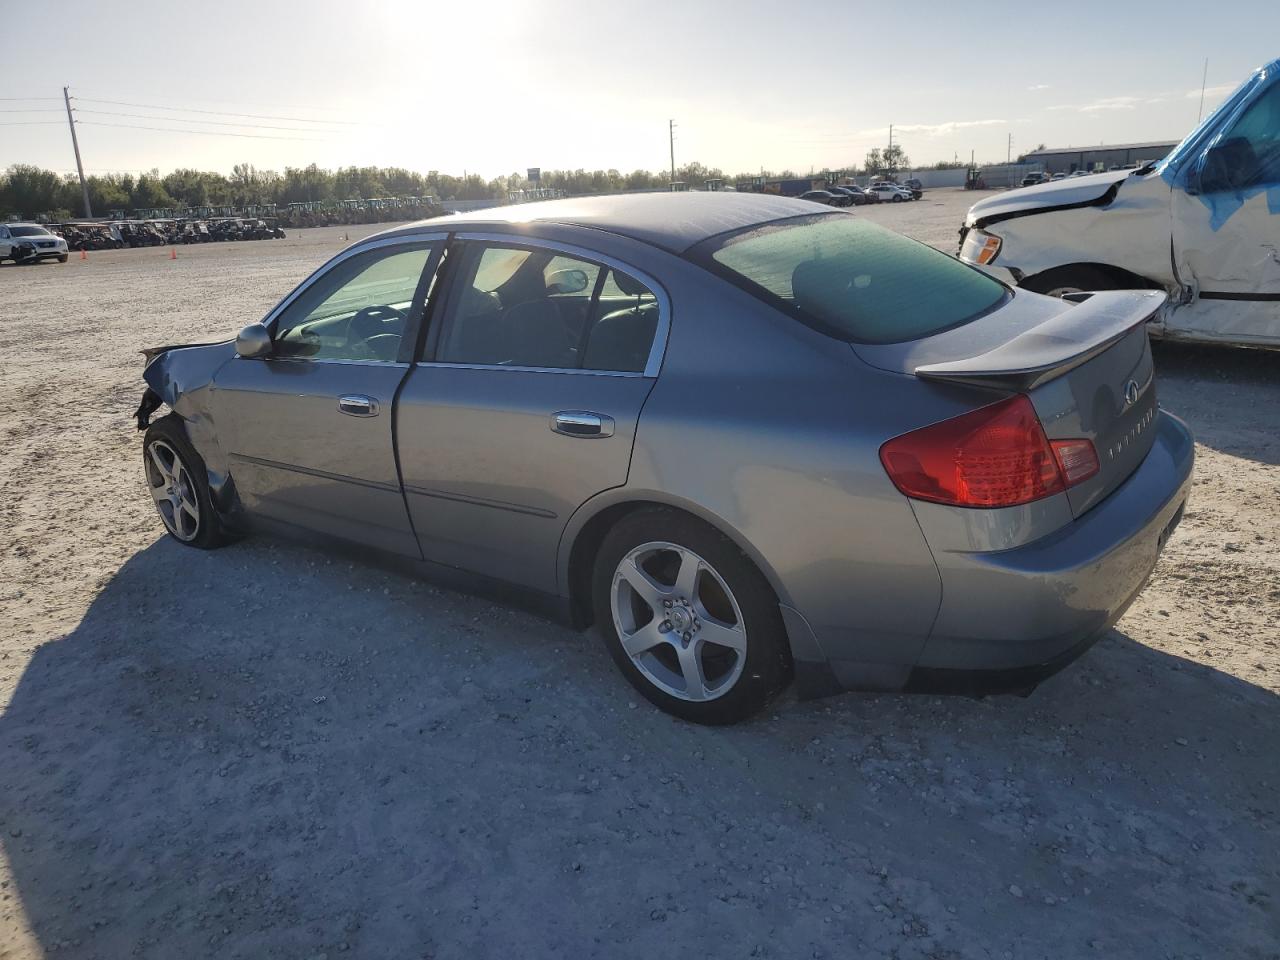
[912,409,1194,674]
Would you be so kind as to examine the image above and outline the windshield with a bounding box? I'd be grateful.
[697,213,1008,344]
[9,225,51,237]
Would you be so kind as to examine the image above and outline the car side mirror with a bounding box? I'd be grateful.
[235,322,273,359]
[546,268,590,295]
[1197,137,1258,195]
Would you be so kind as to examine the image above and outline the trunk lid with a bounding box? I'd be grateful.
[855,289,1165,517]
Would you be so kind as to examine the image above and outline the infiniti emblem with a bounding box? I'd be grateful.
[1123,379,1140,407]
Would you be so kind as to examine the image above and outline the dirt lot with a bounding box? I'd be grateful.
[2,191,1277,959]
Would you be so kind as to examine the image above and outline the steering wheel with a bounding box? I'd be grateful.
[347,303,406,344]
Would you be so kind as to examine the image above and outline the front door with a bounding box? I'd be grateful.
[211,237,444,556]
[1171,74,1280,345]
[396,238,666,593]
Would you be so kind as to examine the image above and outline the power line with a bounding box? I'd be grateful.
[0,120,65,126]
[77,120,329,141]
[76,97,357,125]
[0,108,64,113]
[0,97,61,102]
[77,108,337,132]
[84,91,357,114]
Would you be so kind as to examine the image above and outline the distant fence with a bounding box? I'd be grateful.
[902,168,968,189]
[975,162,1044,189]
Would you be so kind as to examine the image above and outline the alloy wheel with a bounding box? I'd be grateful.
[145,439,201,542]
[610,541,748,702]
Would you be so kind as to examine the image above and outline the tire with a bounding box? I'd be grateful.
[892,194,903,202]
[592,508,792,724]
[57,254,68,263]
[142,415,229,549]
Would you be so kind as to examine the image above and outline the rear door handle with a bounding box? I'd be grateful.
[551,410,615,438]
[338,394,380,417]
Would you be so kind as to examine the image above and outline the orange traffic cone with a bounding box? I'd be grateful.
[169,247,177,260]
[79,249,87,260]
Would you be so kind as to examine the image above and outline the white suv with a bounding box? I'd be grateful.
[0,223,69,264]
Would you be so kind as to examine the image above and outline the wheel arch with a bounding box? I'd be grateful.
[559,489,794,630]
[1020,261,1167,295]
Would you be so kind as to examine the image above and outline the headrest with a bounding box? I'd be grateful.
[613,270,648,297]
[791,255,866,318]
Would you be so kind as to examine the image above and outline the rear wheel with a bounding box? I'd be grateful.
[592,509,791,724]
[142,416,229,549]
[892,194,903,202]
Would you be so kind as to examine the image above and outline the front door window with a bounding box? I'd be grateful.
[272,244,436,362]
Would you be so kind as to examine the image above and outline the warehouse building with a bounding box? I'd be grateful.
[1023,140,1180,175]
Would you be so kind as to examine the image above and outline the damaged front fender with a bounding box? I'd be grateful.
[136,340,241,515]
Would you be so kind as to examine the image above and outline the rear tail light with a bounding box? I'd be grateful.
[1049,438,1100,486]
[879,395,1097,508]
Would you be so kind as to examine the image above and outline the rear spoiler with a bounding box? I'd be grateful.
[914,290,1166,390]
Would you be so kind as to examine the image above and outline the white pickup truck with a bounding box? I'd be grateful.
[960,58,1279,349]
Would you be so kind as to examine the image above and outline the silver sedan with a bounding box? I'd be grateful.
[136,193,1194,724]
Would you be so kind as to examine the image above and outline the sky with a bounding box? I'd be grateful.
[2,0,1277,181]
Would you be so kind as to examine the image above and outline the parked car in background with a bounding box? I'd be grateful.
[825,186,859,206]
[839,184,878,203]
[867,182,912,202]
[135,192,1193,724]
[1051,172,1068,181]
[1020,172,1051,187]
[0,223,69,264]
[960,57,1280,349]
[799,189,842,206]
[902,178,925,198]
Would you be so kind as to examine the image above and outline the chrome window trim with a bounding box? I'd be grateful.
[260,232,450,334]
[415,361,644,378]
[249,357,410,369]
[444,231,672,379]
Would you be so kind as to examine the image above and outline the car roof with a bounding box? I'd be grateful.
[369,191,823,255]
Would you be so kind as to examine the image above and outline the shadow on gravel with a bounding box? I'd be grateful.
[1152,340,1279,466]
[2,539,1277,959]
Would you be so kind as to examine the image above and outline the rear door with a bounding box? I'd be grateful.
[211,234,444,556]
[396,235,668,594]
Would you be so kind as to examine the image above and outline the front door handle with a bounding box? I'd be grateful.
[551,410,615,438]
[338,394,380,417]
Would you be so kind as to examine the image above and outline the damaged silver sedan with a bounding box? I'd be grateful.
[137,193,1193,724]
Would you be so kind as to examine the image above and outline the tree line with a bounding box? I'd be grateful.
[2,147,966,220]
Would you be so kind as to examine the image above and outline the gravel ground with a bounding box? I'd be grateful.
[2,192,1277,959]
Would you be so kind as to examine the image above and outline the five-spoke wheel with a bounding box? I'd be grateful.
[611,541,748,702]
[594,508,792,724]
[141,415,227,549]
[145,438,201,542]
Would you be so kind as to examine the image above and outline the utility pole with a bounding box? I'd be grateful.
[1007,133,1013,166]
[63,86,92,218]
[669,119,676,185]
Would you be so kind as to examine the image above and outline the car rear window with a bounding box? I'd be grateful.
[697,213,1007,344]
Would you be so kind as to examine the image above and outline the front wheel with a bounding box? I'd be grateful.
[592,509,792,724]
[892,194,903,202]
[143,416,229,549]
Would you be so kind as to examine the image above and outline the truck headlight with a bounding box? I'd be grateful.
[960,228,1002,265]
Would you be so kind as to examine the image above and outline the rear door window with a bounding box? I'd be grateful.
[694,213,1007,344]
[435,242,661,373]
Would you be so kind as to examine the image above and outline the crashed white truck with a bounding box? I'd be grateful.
[959,58,1279,349]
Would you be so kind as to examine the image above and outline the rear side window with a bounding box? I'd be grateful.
[697,213,1006,344]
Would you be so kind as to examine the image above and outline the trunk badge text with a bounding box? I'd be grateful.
[1107,405,1155,460]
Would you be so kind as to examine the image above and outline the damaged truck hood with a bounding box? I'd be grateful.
[965,169,1134,228]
